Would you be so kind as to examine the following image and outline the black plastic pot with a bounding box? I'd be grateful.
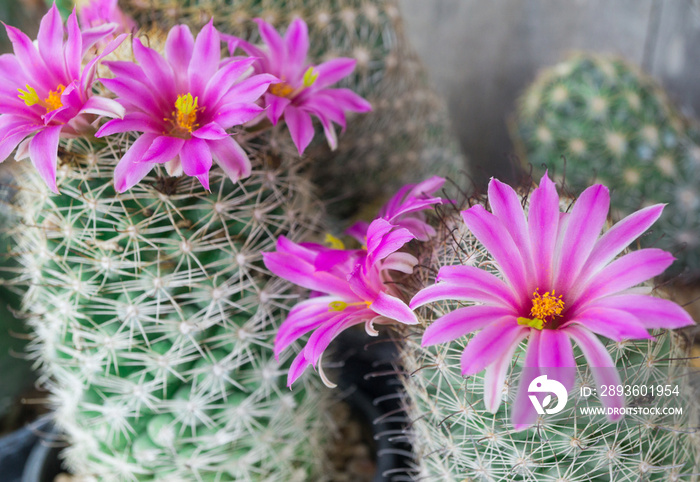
[0,416,59,482]
[333,329,413,481]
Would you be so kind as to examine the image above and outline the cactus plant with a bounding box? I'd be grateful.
[395,180,700,481]
[121,0,467,217]
[3,19,335,481]
[512,52,700,280]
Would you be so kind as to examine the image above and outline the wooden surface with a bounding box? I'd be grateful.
[399,0,700,185]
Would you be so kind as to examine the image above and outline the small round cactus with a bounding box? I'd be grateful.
[513,53,700,280]
[395,185,700,481]
[8,97,332,480]
[122,0,467,217]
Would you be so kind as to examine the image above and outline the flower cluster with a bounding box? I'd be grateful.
[0,5,125,193]
[411,173,694,429]
[0,7,369,193]
[264,177,446,386]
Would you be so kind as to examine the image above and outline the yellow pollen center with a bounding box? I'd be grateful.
[269,82,296,98]
[324,233,345,250]
[517,290,565,331]
[171,93,200,133]
[18,84,65,113]
[328,301,371,312]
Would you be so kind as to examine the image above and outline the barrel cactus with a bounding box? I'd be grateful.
[396,175,699,481]
[512,53,700,280]
[121,0,467,217]
[2,7,344,480]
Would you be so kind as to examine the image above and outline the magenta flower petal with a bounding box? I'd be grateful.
[222,74,278,105]
[318,88,372,113]
[432,265,520,309]
[180,138,213,177]
[285,106,314,155]
[370,291,418,325]
[96,113,161,137]
[113,134,157,193]
[203,57,259,106]
[284,19,309,76]
[576,204,665,284]
[511,331,543,430]
[410,282,508,310]
[192,122,229,140]
[488,178,535,277]
[266,95,292,125]
[528,172,560,288]
[79,96,125,118]
[37,5,65,80]
[208,137,251,183]
[313,58,357,89]
[585,294,694,330]
[304,311,366,366]
[253,18,286,67]
[263,250,354,299]
[382,252,418,274]
[287,351,312,387]
[274,296,338,359]
[132,38,176,101]
[215,103,265,128]
[460,317,527,376]
[80,23,117,54]
[141,136,185,164]
[188,20,221,95]
[538,329,576,391]
[554,184,610,294]
[565,325,624,420]
[4,25,52,91]
[165,25,195,88]
[461,205,528,295]
[572,248,674,306]
[422,305,513,347]
[28,125,62,193]
[483,329,529,412]
[568,308,653,341]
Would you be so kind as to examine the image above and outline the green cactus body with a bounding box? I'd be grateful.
[513,53,700,280]
[9,121,330,479]
[122,0,467,217]
[397,196,700,482]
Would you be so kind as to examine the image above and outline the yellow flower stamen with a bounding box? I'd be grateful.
[328,300,371,312]
[269,81,296,98]
[302,66,319,88]
[174,93,200,133]
[18,84,41,107]
[517,317,544,330]
[18,84,65,113]
[518,289,565,331]
[45,85,66,111]
[324,233,345,250]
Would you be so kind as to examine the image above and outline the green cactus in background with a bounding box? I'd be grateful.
[121,0,467,218]
[395,194,700,482]
[7,105,331,479]
[512,53,700,280]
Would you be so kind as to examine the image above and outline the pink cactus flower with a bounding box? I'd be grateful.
[411,173,695,430]
[96,21,275,192]
[226,18,372,155]
[346,176,447,243]
[0,5,126,193]
[263,219,419,387]
[77,0,136,34]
